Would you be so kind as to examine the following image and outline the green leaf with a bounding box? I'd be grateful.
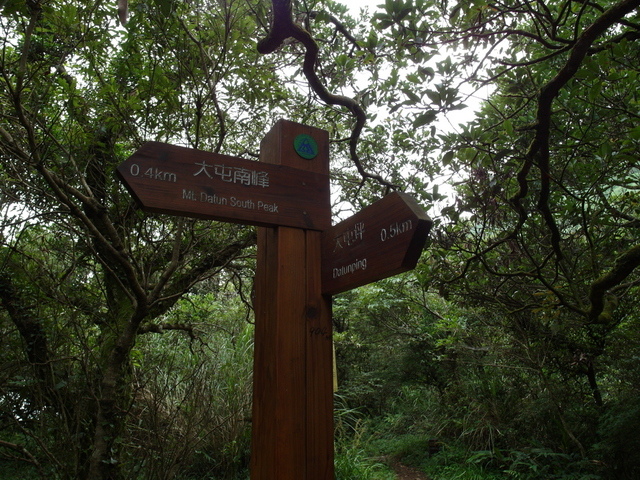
[426,89,441,105]
[504,119,513,136]
[493,149,513,163]
[402,88,421,104]
[419,66,435,80]
[442,150,455,166]
[450,3,462,21]
[629,126,640,140]
[385,0,395,13]
[588,82,602,102]
[335,54,349,66]
[313,11,330,23]
[599,141,612,158]
[377,17,395,30]
[413,110,437,128]
[396,7,412,21]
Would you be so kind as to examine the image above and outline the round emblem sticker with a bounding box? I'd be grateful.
[294,134,318,160]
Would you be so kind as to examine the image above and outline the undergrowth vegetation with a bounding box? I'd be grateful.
[2,270,639,479]
[331,276,640,480]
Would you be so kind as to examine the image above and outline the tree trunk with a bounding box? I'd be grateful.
[85,310,145,480]
[586,360,604,408]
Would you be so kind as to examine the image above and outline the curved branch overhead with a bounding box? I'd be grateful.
[506,0,640,314]
[511,0,640,251]
[259,0,395,189]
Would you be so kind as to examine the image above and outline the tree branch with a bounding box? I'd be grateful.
[147,228,256,318]
[510,0,640,260]
[138,322,197,339]
[258,0,396,190]
[588,244,640,323]
[0,439,44,476]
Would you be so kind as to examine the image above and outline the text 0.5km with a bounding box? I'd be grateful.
[380,219,412,242]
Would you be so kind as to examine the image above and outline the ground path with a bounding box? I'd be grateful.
[390,462,430,480]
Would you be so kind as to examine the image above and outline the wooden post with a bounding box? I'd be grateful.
[251,120,334,479]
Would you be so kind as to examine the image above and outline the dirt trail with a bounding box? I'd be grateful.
[391,462,430,480]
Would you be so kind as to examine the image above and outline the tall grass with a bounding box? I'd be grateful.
[334,398,395,480]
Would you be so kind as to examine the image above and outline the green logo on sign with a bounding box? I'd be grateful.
[294,134,318,160]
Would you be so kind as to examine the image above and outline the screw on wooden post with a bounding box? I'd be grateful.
[251,120,334,480]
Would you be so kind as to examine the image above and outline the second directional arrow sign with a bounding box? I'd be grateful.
[117,141,330,231]
[322,192,432,295]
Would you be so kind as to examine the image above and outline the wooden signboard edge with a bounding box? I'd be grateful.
[394,191,433,268]
[321,191,433,295]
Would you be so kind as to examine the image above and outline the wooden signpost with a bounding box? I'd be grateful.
[117,120,432,480]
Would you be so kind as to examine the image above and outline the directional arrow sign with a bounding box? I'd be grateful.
[322,192,432,295]
[116,141,330,230]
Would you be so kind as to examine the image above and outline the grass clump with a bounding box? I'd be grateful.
[334,399,395,480]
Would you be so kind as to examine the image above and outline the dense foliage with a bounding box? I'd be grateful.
[1,0,639,479]
[334,0,640,478]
